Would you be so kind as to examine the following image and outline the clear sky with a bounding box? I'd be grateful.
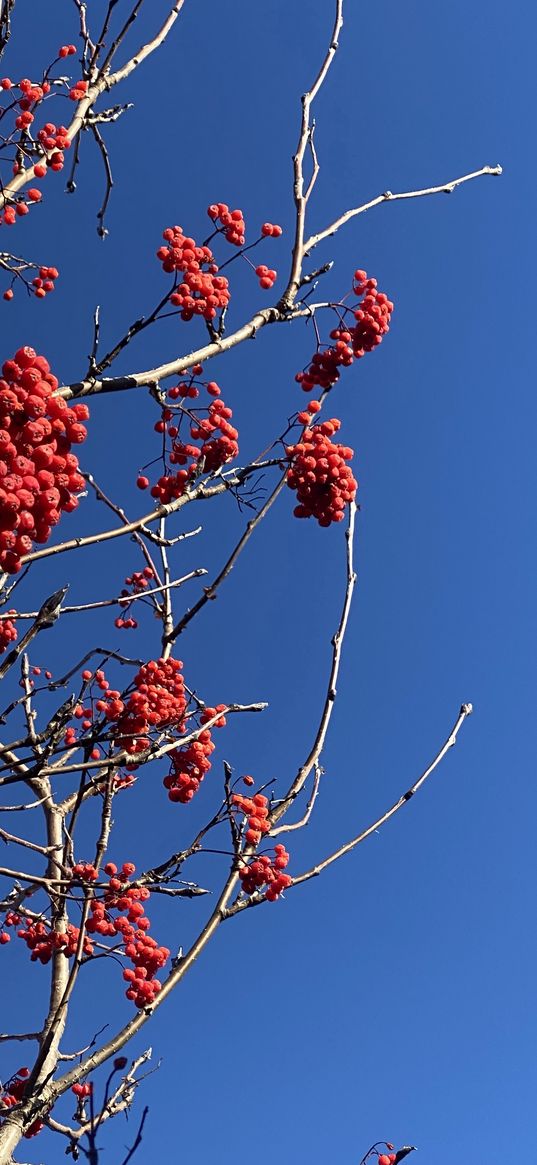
[1,2,535,1163]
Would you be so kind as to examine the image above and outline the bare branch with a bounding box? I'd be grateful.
[292,704,473,885]
[303,165,503,253]
[271,501,357,826]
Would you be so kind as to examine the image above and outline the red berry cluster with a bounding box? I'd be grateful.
[69,79,88,102]
[59,44,77,59]
[238,844,292,901]
[378,1155,397,1164]
[30,264,59,299]
[0,614,17,653]
[0,347,88,573]
[255,264,277,290]
[115,565,155,630]
[105,657,187,760]
[260,222,283,238]
[351,269,394,355]
[16,919,93,964]
[157,227,230,321]
[207,202,245,245]
[137,376,238,503]
[286,419,357,526]
[36,121,71,172]
[0,1068,44,1138]
[232,791,271,846]
[164,705,226,802]
[295,269,393,392]
[71,1082,92,1099]
[85,861,170,1008]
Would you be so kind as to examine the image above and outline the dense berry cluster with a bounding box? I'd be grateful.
[0,347,88,573]
[351,269,394,355]
[286,419,357,526]
[16,919,93,963]
[115,565,155,629]
[157,226,230,320]
[137,374,239,502]
[164,705,226,802]
[0,614,17,653]
[207,202,245,245]
[86,861,170,1008]
[295,269,393,393]
[378,1155,397,1165]
[238,844,292,901]
[105,658,187,760]
[232,791,271,845]
[0,1068,44,1138]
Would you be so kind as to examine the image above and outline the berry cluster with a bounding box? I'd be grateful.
[232,791,271,846]
[164,705,226,802]
[238,844,292,901]
[378,1154,397,1165]
[157,226,230,321]
[0,1068,44,1138]
[260,222,283,238]
[295,269,393,393]
[105,657,187,760]
[286,419,357,526]
[207,202,245,245]
[36,121,71,172]
[115,565,155,630]
[0,614,17,653]
[68,79,88,102]
[71,1082,92,1099]
[0,347,88,573]
[255,264,277,290]
[85,861,170,1008]
[16,919,93,964]
[137,375,238,503]
[351,269,394,355]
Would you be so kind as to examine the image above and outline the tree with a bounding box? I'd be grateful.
[0,2,501,1162]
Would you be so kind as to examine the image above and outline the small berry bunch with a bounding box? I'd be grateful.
[68,78,88,102]
[137,374,239,502]
[295,269,393,392]
[238,844,292,901]
[85,861,170,1008]
[0,347,88,573]
[29,264,59,300]
[260,222,283,238]
[71,1082,92,1099]
[207,202,246,245]
[0,614,17,654]
[36,121,72,173]
[164,705,227,803]
[378,1154,397,1165]
[286,419,357,526]
[115,565,155,630]
[16,919,94,964]
[106,657,187,760]
[157,226,230,321]
[0,1068,45,1138]
[254,263,277,290]
[232,791,271,845]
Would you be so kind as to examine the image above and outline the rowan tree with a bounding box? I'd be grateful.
[0,2,501,1162]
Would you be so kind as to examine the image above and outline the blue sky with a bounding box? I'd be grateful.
[0,1,535,1162]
